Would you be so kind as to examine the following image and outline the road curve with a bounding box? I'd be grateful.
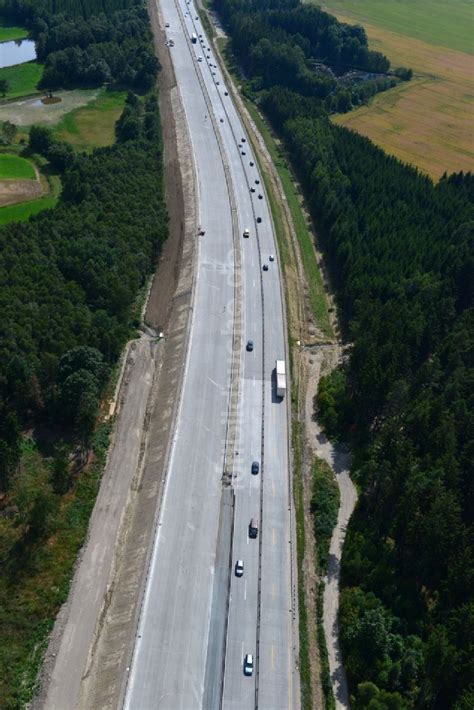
[123,1,299,707]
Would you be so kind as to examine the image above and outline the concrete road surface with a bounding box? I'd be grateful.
[123,1,299,708]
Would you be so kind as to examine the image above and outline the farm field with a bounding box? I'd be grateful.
[0,19,28,42]
[320,0,473,55]
[54,90,126,150]
[0,195,57,225]
[0,153,36,179]
[320,0,474,178]
[0,62,43,99]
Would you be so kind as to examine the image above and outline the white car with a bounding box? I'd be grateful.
[269,254,275,261]
[235,560,244,577]
[198,57,203,62]
[243,654,253,676]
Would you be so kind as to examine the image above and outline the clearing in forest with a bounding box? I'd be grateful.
[54,90,126,150]
[0,153,42,208]
[319,0,474,179]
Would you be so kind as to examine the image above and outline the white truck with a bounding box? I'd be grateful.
[276,359,286,398]
[191,32,197,43]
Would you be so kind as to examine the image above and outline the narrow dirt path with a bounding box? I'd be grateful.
[305,348,357,709]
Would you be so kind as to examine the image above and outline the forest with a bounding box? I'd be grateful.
[213,0,409,114]
[216,0,473,708]
[0,0,158,90]
[0,90,166,709]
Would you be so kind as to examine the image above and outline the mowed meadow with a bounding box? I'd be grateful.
[319,0,474,178]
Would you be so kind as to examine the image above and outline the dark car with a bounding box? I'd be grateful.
[249,161,254,167]
[224,91,229,96]
[255,179,260,185]
[262,263,268,271]
[258,194,263,199]
[251,461,260,475]
[250,187,256,193]
[246,340,254,352]
[256,217,262,223]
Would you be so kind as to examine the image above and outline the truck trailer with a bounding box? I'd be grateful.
[276,359,286,398]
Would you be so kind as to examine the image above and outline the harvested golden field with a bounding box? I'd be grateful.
[328,15,473,179]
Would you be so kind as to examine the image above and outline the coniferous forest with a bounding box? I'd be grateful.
[214,0,473,707]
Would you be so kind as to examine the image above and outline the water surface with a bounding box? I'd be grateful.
[0,39,36,69]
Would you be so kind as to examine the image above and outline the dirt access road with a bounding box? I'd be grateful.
[33,3,197,708]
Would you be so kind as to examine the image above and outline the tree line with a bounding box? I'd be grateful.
[216,1,473,708]
[0,91,166,492]
[0,0,159,91]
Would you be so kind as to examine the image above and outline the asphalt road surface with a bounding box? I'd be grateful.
[123,1,298,708]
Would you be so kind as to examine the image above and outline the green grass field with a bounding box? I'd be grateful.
[0,18,29,42]
[0,61,43,99]
[320,0,473,55]
[0,195,57,225]
[53,90,126,149]
[0,153,36,179]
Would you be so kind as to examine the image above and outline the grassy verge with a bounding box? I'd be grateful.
[316,581,335,709]
[311,458,339,709]
[0,61,43,99]
[0,153,36,179]
[0,424,112,707]
[53,90,127,150]
[0,20,28,42]
[293,421,313,709]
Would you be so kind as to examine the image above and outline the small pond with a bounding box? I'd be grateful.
[0,39,36,69]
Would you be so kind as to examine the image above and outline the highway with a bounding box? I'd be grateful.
[123,0,298,707]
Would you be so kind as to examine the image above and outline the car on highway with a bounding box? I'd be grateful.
[258,194,263,199]
[224,91,229,96]
[255,179,260,184]
[249,161,254,166]
[251,461,260,475]
[246,340,254,351]
[243,228,250,238]
[262,264,269,271]
[220,118,224,123]
[256,217,262,223]
[235,560,244,577]
[269,254,275,261]
[242,137,246,142]
[165,22,170,27]
[197,57,202,62]
[241,151,246,155]
[249,517,259,538]
[244,654,254,676]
